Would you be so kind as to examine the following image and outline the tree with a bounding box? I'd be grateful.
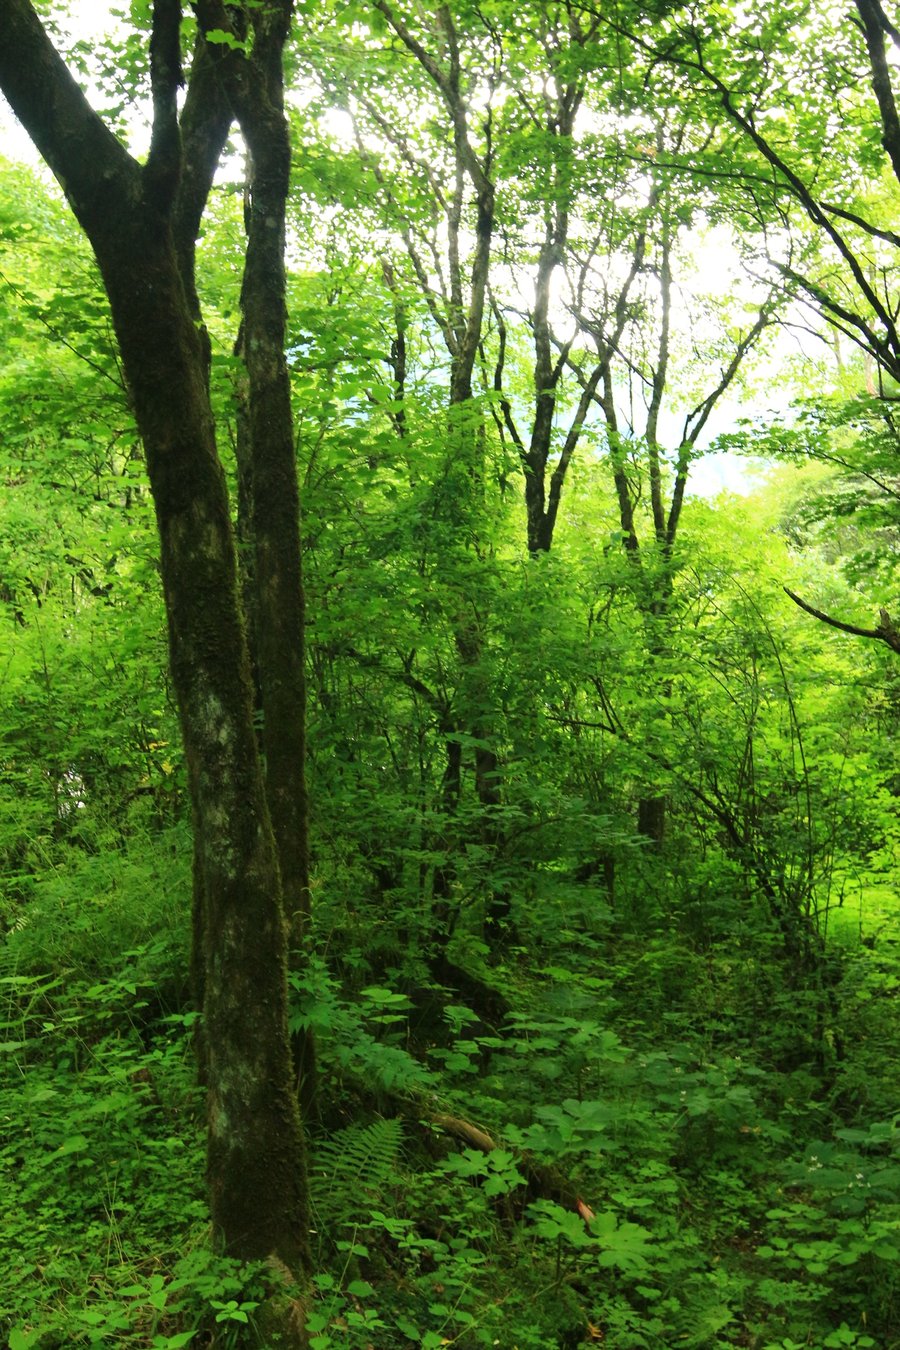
[6,11,900,1344]
[0,0,312,1331]
[623,0,900,646]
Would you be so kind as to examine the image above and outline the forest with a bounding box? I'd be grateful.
[0,0,898,1347]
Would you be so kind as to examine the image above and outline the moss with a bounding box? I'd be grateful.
[251,1282,311,1349]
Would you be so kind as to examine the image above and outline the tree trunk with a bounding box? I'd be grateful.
[227,0,317,1113]
[0,0,312,1303]
[105,208,314,1282]
[637,794,667,848]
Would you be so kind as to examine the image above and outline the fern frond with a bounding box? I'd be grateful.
[310,1116,404,1227]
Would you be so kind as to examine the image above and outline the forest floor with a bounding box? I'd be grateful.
[1,826,898,1350]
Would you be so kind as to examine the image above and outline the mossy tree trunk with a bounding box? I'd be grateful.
[0,0,313,1313]
[206,0,317,1111]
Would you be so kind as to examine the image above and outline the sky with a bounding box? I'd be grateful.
[1,99,45,167]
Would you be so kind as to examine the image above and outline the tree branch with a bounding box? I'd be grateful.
[783,586,900,653]
[173,38,234,303]
[854,0,900,188]
[145,0,183,208]
[0,0,138,232]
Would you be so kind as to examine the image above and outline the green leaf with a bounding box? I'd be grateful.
[56,1133,89,1156]
[204,28,248,52]
[9,1330,44,1350]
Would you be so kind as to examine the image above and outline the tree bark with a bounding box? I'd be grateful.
[0,0,312,1295]
[215,0,318,1111]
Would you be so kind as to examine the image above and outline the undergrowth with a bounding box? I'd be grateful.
[1,837,898,1350]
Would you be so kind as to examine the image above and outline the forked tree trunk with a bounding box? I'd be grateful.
[103,197,313,1283]
[0,0,312,1313]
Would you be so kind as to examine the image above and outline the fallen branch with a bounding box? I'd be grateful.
[421,1108,594,1221]
[429,1112,498,1153]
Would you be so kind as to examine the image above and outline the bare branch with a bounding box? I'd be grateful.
[783,586,900,653]
[681,293,778,452]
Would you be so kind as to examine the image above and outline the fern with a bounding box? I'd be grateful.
[310,1117,404,1229]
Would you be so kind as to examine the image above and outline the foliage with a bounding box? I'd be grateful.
[1,3,900,1349]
